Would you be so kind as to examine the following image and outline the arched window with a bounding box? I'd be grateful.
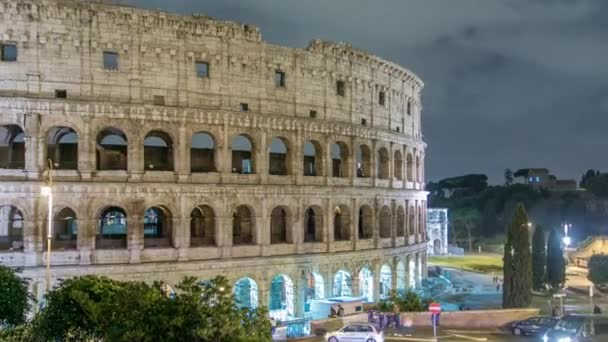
[53,207,77,250]
[191,132,215,173]
[394,150,403,181]
[333,270,352,297]
[304,207,323,243]
[379,264,392,299]
[356,145,371,178]
[333,205,351,241]
[231,135,254,174]
[144,131,173,171]
[379,206,392,238]
[269,137,289,176]
[358,205,373,239]
[396,206,405,237]
[96,128,128,170]
[0,125,25,169]
[359,267,373,302]
[270,207,288,244]
[396,261,406,293]
[330,142,349,178]
[47,127,78,170]
[406,153,414,182]
[233,205,254,245]
[144,206,173,248]
[269,274,295,320]
[190,205,215,246]
[234,277,259,310]
[97,206,127,249]
[0,205,24,251]
[408,207,415,236]
[377,147,389,179]
[303,140,322,176]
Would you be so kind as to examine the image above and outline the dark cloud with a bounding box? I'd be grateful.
[115,0,608,184]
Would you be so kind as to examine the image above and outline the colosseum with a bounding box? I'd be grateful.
[0,0,427,321]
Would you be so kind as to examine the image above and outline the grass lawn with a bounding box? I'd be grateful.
[428,254,503,274]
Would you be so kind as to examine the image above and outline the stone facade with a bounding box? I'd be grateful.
[427,208,448,255]
[0,0,428,314]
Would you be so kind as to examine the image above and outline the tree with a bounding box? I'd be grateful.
[588,255,608,286]
[531,225,546,290]
[587,173,608,198]
[452,208,481,252]
[504,168,514,186]
[546,228,565,290]
[0,265,30,327]
[502,203,533,308]
[33,275,271,342]
[580,169,600,189]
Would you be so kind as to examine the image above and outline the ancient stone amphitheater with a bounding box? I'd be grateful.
[0,0,428,318]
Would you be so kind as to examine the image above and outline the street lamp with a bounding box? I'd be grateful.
[563,223,572,247]
[41,159,54,293]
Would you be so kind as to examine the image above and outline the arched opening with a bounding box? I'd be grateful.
[333,205,351,241]
[304,206,323,243]
[47,127,78,170]
[416,156,421,182]
[379,264,392,300]
[409,207,415,236]
[433,239,441,255]
[144,206,173,248]
[396,261,406,294]
[333,270,352,297]
[358,205,373,239]
[144,131,173,171]
[0,205,23,251]
[377,147,389,179]
[269,137,289,176]
[270,206,288,244]
[379,206,392,238]
[269,274,295,321]
[53,207,77,250]
[191,132,215,173]
[406,153,414,182]
[396,206,405,237]
[409,257,416,289]
[96,128,128,170]
[330,142,349,178]
[303,140,322,176]
[231,134,254,174]
[305,272,325,316]
[190,205,215,246]
[358,267,373,302]
[233,277,258,310]
[394,150,403,180]
[0,125,25,169]
[233,205,254,245]
[356,145,371,178]
[97,206,127,249]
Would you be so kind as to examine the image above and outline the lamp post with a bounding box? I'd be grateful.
[41,159,54,293]
[563,223,572,247]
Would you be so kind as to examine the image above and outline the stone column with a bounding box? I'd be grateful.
[390,261,398,293]
[127,201,144,263]
[176,126,190,182]
[221,203,232,258]
[372,263,381,302]
[259,200,270,257]
[325,139,333,185]
[128,136,144,182]
[24,218,41,267]
[77,216,95,265]
[294,273,307,317]
[24,113,41,180]
[78,121,94,180]
[324,270,334,298]
[258,131,268,184]
[388,142,394,186]
[259,278,270,308]
[219,124,230,174]
[294,129,303,185]
[351,271,360,298]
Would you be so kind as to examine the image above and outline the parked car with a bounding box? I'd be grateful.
[543,314,596,342]
[511,316,558,336]
[325,323,384,342]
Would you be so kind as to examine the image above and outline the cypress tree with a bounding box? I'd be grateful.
[546,228,565,289]
[502,203,533,308]
[532,225,546,290]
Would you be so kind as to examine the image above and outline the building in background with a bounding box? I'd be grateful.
[427,208,448,255]
[514,168,577,192]
[0,0,428,320]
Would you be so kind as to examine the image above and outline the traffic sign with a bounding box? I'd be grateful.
[429,302,441,314]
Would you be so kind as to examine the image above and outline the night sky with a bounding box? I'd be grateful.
[116,0,608,184]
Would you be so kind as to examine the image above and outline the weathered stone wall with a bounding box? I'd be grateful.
[0,0,428,313]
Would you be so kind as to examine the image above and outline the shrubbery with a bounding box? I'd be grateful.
[374,290,432,313]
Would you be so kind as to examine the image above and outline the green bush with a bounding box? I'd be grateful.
[375,290,432,313]
[0,265,30,327]
[588,255,608,286]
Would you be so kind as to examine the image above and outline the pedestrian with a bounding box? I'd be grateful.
[496,283,500,292]
[368,309,374,323]
[594,305,602,315]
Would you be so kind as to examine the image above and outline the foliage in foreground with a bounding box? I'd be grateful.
[502,203,533,308]
[588,255,608,286]
[375,290,432,312]
[4,275,271,342]
[531,225,546,290]
[0,265,30,327]
[545,228,565,289]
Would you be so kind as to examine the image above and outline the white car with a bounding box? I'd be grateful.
[325,323,384,342]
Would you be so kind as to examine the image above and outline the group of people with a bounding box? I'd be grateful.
[367,310,407,330]
[329,304,345,318]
